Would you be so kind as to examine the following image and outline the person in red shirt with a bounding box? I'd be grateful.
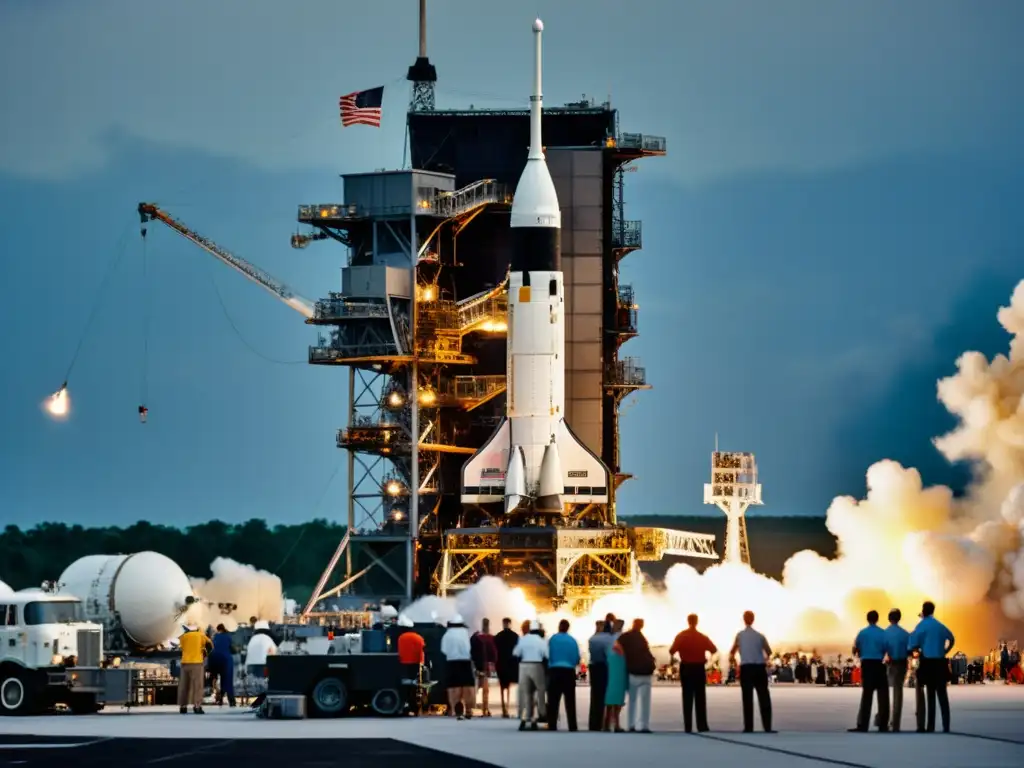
[669,613,718,732]
[396,615,426,715]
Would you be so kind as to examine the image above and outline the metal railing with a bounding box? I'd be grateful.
[618,133,667,154]
[606,357,647,387]
[419,296,507,335]
[299,179,511,224]
[611,220,642,250]
[313,294,391,322]
[446,375,506,402]
[430,179,511,218]
[615,285,638,334]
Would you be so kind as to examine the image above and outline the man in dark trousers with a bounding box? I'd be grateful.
[470,618,499,716]
[669,613,717,732]
[587,615,615,731]
[493,617,520,718]
[883,608,911,731]
[729,610,775,733]
[546,619,581,730]
[909,601,955,732]
[850,610,890,732]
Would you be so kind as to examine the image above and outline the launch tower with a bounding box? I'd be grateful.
[132,7,718,618]
[703,450,763,566]
[295,9,717,614]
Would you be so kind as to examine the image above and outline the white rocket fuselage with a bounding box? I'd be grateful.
[461,19,611,515]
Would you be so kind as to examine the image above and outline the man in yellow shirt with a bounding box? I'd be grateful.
[178,624,213,714]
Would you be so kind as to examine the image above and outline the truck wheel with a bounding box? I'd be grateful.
[309,677,348,718]
[0,669,40,716]
[371,688,402,716]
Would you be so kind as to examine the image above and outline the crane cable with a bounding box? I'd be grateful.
[140,226,151,410]
[205,269,306,365]
[61,218,134,386]
[273,460,344,573]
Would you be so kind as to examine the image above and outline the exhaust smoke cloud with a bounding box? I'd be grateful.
[406,281,1024,656]
[188,557,284,630]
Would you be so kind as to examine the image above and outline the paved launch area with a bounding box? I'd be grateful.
[1,685,1022,767]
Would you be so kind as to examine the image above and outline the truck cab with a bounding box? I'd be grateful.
[0,589,114,715]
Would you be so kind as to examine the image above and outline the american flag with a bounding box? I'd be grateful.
[339,86,384,128]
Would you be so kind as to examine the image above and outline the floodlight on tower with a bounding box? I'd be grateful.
[703,439,762,566]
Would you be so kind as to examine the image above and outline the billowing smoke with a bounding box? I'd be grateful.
[412,282,1024,656]
[403,576,537,629]
[188,557,284,630]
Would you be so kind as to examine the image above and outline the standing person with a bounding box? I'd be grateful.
[1000,643,1010,683]
[470,618,499,716]
[617,618,655,733]
[728,610,774,733]
[604,637,628,732]
[396,614,426,715]
[177,623,212,715]
[245,621,278,678]
[849,610,890,732]
[210,624,236,707]
[669,613,717,733]
[909,601,954,733]
[244,619,278,707]
[883,608,911,731]
[513,620,548,731]
[440,614,476,720]
[546,619,581,731]
[588,616,615,731]
[494,617,520,718]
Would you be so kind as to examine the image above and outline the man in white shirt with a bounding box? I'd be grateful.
[728,610,775,733]
[513,620,548,730]
[245,620,278,678]
[440,614,475,720]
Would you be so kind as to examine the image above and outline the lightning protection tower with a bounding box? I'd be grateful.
[703,447,762,566]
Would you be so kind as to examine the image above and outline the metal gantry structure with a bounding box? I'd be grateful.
[296,173,513,609]
[703,450,763,566]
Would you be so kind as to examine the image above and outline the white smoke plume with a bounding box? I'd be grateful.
[403,576,537,629]
[407,281,1024,656]
[188,557,284,630]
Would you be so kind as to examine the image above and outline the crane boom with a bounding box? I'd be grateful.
[138,203,315,319]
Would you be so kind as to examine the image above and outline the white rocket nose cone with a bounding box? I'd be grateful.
[533,18,544,32]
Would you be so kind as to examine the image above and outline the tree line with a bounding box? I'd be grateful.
[1,515,837,603]
[0,518,344,605]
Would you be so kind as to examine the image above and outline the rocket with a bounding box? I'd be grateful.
[461,18,611,515]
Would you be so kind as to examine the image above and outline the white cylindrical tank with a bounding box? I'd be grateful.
[59,552,195,649]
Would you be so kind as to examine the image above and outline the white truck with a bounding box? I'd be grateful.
[0,587,130,715]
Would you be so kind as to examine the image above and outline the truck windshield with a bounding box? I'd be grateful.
[23,601,85,625]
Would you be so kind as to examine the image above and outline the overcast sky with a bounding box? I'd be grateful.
[1,0,1022,529]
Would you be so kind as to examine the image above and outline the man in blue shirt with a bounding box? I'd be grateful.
[849,610,890,732]
[908,601,954,732]
[547,618,581,731]
[883,608,911,731]
[587,615,615,731]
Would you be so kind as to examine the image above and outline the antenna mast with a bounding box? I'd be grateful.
[407,0,437,112]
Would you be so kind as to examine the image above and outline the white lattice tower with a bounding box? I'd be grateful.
[703,450,763,566]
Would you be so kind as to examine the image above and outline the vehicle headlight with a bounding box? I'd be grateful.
[51,654,63,666]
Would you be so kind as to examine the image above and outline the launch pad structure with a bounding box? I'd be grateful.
[295,6,717,615]
[136,3,719,617]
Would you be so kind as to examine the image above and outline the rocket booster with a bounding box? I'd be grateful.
[461,18,611,515]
